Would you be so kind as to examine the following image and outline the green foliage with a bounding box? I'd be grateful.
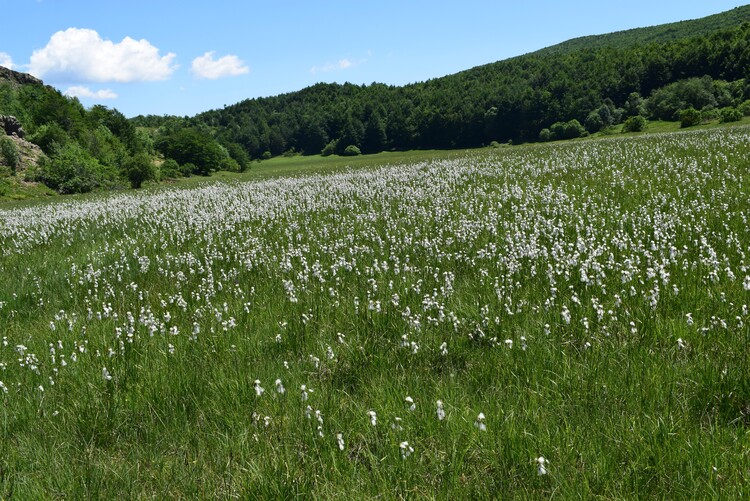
[679,108,703,128]
[0,136,19,173]
[159,158,181,179]
[28,123,70,155]
[224,142,251,172]
[35,142,116,194]
[719,107,743,123]
[622,115,647,132]
[123,153,156,189]
[342,145,362,156]
[538,128,553,142]
[156,128,228,176]
[321,139,338,156]
[550,119,587,140]
[738,99,750,116]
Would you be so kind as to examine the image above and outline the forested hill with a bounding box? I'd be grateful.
[133,4,750,160]
[532,5,750,56]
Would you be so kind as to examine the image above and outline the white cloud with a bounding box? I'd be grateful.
[0,52,13,69]
[191,52,249,79]
[29,28,176,82]
[64,86,118,100]
[310,58,356,75]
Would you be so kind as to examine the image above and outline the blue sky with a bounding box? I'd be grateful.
[1,0,746,117]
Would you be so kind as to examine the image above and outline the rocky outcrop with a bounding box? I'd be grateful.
[0,65,43,87]
[0,115,25,138]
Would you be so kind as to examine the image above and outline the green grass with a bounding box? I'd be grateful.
[1,126,750,498]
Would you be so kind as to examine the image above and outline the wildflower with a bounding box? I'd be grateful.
[254,379,265,396]
[405,395,416,412]
[337,332,346,344]
[305,405,313,419]
[263,416,271,427]
[368,410,377,426]
[102,367,112,381]
[561,306,571,324]
[326,345,335,360]
[336,433,345,451]
[301,384,309,401]
[677,338,686,350]
[475,412,487,432]
[400,441,414,459]
[436,400,446,421]
[275,378,285,394]
[537,456,548,475]
[392,416,403,431]
[440,341,448,356]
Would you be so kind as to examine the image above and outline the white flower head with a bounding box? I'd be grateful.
[537,456,548,475]
[254,379,265,396]
[436,400,446,421]
[102,367,112,381]
[275,378,286,394]
[475,412,487,432]
[367,410,377,426]
[405,395,416,411]
[400,441,414,459]
[336,433,345,451]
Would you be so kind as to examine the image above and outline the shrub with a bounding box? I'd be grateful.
[538,128,553,142]
[550,119,587,140]
[622,115,647,133]
[321,140,338,157]
[342,145,361,156]
[679,108,702,128]
[739,100,750,116]
[719,107,743,123]
[0,136,19,174]
[159,158,181,179]
[260,151,272,160]
[123,153,156,189]
[36,143,110,194]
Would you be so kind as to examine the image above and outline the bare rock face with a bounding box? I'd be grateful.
[0,65,43,87]
[0,115,25,139]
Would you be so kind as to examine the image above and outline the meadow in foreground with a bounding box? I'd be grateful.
[1,127,750,498]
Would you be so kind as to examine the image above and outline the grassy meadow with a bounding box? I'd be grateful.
[1,127,750,498]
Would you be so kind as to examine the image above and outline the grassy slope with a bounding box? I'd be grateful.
[1,127,750,497]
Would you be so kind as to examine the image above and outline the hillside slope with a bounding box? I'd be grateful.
[533,5,750,56]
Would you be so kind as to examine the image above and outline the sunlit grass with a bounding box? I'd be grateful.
[1,126,750,498]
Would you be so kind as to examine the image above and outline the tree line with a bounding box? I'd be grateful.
[130,21,750,163]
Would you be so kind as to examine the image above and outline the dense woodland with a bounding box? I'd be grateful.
[3,6,750,193]
[135,10,750,161]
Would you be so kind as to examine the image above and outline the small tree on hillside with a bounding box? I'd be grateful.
[124,153,156,189]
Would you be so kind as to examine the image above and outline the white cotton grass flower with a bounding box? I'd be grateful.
[440,341,448,356]
[301,385,309,401]
[405,396,416,411]
[436,400,446,421]
[475,412,487,432]
[275,378,285,394]
[102,367,112,381]
[326,345,335,360]
[537,456,548,476]
[677,338,686,350]
[391,416,403,431]
[368,410,377,426]
[400,441,414,459]
[254,379,265,396]
[336,433,345,451]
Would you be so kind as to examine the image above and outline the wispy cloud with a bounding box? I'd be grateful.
[0,52,13,69]
[29,28,176,82]
[64,86,118,100]
[310,58,358,75]
[191,51,249,79]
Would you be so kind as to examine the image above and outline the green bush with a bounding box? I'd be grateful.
[123,153,156,189]
[538,128,553,142]
[342,145,362,156]
[719,107,743,123]
[159,158,181,179]
[622,115,647,133]
[0,136,19,174]
[738,100,750,116]
[36,143,113,194]
[679,108,702,128]
[321,140,338,157]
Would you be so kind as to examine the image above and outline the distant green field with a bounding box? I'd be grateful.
[1,126,750,497]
